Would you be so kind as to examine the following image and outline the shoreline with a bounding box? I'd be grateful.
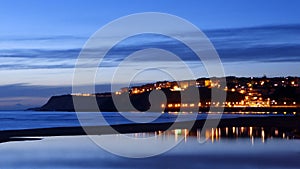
[31,107,300,113]
[1,116,300,143]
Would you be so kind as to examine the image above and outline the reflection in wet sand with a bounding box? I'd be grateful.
[128,126,298,144]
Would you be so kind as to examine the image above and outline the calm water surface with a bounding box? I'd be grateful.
[0,127,299,169]
[0,111,290,130]
[0,111,299,169]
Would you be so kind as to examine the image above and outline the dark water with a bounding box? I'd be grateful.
[0,111,299,169]
[0,128,299,169]
[0,111,289,130]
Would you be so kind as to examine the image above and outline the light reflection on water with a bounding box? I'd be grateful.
[0,128,299,169]
[125,126,298,144]
[0,111,297,130]
[0,111,299,168]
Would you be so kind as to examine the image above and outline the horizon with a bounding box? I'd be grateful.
[1,0,300,109]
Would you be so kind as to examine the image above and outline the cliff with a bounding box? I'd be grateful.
[35,87,245,112]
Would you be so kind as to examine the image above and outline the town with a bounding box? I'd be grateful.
[71,76,300,111]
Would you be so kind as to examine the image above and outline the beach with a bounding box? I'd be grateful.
[1,111,300,168]
[1,133,300,169]
[1,115,300,141]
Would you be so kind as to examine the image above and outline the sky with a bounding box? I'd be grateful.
[1,0,300,109]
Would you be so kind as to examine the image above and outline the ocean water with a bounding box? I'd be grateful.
[0,111,277,131]
[0,131,299,169]
[0,111,299,168]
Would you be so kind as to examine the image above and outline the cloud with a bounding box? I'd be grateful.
[217,44,300,62]
[0,48,81,59]
[0,82,128,99]
[0,24,300,71]
[101,25,300,64]
[0,63,75,70]
[0,35,87,42]
[1,24,300,109]
[0,83,72,98]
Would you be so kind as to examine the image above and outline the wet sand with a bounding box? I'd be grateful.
[1,135,300,169]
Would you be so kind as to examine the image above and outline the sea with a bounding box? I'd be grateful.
[0,111,299,169]
[0,110,287,131]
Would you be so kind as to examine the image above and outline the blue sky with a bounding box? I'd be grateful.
[1,0,300,109]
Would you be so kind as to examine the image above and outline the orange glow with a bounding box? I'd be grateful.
[225,127,228,136]
[261,129,265,143]
[241,127,245,133]
[275,129,279,136]
[211,128,214,143]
